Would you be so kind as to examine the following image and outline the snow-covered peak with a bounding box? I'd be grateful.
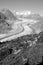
[14,10,31,16]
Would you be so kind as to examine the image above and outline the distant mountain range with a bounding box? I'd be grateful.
[14,10,43,21]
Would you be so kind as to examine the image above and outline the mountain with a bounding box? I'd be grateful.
[1,9,18,21]
[0,9,18,34]
[0,9,43,41]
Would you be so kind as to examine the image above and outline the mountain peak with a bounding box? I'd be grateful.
[14,10,31,16]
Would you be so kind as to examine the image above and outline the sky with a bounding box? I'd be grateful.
[0,0,43,16]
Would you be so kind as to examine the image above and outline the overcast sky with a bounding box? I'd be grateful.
[0,0,43,16]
